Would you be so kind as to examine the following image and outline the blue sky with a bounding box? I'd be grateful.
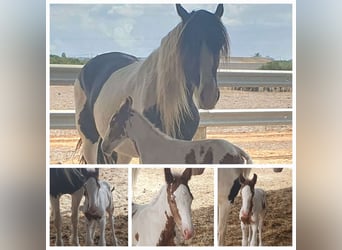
[50,4,293,60]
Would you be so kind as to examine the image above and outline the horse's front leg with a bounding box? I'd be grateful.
[108,209,118,246]
[50,196,63,246]
[258,216,264,246]
[71,188,83,246]
[85,219,96,245]
[98,217,107,246]
[250,223,258,246]
[81,137,99,164]
[240,222,248,246]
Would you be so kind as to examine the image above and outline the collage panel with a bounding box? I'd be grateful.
[218,167,292,246]
[50,3,293,166]
[132,168,214,246]
[49,167,128,246]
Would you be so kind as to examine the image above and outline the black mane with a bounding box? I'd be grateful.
[177,9,229,84]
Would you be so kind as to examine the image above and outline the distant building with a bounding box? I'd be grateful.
[219,56,274,70]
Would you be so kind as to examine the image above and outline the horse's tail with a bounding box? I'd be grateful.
[236,146,253,164]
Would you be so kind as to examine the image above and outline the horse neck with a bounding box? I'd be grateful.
[141,23,192,138]
[148,185,170,213]
[126,111,175,155]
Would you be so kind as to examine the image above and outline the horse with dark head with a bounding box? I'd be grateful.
[74,4,229,164]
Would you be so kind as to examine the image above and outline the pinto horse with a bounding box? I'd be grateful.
[74,4,229,164]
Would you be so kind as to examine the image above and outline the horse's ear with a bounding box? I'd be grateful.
[176,4,189,22]
[120,96,132,111]
[192,168,205,175]
[126,96,133,107]
[182,168,192,182]
[164,168,173,184]
[251,173,257,186]
[215,4,224,18]
[239,173,245,184]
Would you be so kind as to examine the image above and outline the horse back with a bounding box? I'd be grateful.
[50,168,87,197]
[78,52,138,108]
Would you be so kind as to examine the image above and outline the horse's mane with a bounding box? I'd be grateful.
[155,23,189,137]
[143,8,229,138]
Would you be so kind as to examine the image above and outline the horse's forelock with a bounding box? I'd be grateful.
[178,10,229,61]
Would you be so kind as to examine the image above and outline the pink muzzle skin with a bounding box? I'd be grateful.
[183,228,194,240]
[241,210,249,217]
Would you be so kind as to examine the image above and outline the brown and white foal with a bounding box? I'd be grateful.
[132,168,194,246]
[239,173,266,246]
[101,97,252,164]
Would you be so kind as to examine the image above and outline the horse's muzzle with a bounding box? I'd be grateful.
[183,228,194,240]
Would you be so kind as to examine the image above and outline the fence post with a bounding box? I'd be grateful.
[193,127,207,140]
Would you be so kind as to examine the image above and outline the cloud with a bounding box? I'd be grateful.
[107,4,144,17]
[50,4,292,59]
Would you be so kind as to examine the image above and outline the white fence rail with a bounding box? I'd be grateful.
[50,109,292,130]
[50,64,292,88]
[49,65,292,130]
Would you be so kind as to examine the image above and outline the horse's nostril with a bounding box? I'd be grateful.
[183,229,193,240]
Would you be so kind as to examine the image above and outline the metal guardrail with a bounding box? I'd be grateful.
[50,64,292,88]
[50,109,292,130]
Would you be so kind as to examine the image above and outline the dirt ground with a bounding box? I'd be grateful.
[49,87,293,164]
[49,168,128,246]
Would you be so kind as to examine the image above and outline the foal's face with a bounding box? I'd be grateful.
[101,113,129,156]
[171,184,194,240]
[240,185,253,217]
[83,177,100,215]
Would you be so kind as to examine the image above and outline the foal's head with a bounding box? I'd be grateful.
[83,168,101,219]
[164,168,194,241]
[101,96,134,156]
[239,173,257,224]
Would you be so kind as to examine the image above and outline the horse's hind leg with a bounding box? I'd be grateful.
[218,200,231,246]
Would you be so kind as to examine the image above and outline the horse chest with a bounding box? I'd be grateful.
[157,214,176,246]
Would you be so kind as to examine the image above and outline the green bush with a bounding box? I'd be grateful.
[50,54,88,65]
[259,60,292,70]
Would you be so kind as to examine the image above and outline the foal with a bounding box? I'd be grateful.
[101,97,252,164]
[81,174,118,246]
[239,173,266,246]
[132,168,194,246]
